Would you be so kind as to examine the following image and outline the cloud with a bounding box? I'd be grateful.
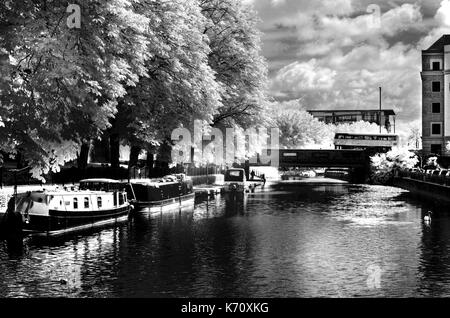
[248,0,450,141]
[435,0,450,26]
[271,59,336,94]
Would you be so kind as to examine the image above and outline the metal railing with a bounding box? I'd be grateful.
[399,170,450,186]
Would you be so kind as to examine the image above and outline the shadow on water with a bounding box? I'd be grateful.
[1,238,25,258]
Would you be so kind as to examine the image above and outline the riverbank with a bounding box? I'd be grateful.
[393,177,450,204]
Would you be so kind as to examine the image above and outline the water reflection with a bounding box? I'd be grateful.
[417,206,450,297]
[1,184,450,297]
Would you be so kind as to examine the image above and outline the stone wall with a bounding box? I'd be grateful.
[393,177,450,203]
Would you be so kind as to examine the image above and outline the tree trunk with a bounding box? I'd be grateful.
[77,142,91,170]
[128,145,141,177]
[158,142,172,176]
[110,133,120,169]
[146,151,154,178]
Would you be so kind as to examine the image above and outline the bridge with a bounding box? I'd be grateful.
[247,149,370,183]
[250,149,368,168]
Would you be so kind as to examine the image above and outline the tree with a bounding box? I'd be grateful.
[0,0,150,180]
[370,148,418,185]
[270,106,332,149]
[334,121,388,135]
[201,0,268,129]
[108,0,222,170]
[407,127,421,150]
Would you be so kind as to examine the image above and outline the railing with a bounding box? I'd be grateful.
[399,170,450,186]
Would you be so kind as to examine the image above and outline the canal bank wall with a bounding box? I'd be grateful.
[393,177,450,203]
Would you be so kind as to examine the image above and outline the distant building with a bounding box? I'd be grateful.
[307,109,396,133]
[421,35,450,155]
[334,133,399,154]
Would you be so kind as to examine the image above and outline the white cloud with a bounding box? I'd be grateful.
[255,0,450,139]
[435,0,450,27]
[271,59,337,93]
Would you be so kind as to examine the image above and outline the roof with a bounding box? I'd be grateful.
[79,179,122,183]
[334,133,398,137]
[424,35,450,53]
[307,109,396,115]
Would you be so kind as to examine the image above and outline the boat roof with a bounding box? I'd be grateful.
[226,168,245,172]
[18,189,115,196]
[79,178,122,183]
[129,179,178,186]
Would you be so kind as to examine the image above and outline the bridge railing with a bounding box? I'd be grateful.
[252,149,368,167]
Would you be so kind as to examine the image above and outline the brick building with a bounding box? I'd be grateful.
[421,35,450,155]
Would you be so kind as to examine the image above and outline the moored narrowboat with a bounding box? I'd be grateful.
[126,174,195,213]
[0,180,131,238]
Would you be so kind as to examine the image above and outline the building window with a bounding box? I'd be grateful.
[432,103,441,113]
[431,144,442,155]
[432,61,441,71]
[73,198,78,209]
[432,82,441,92]
[84,197,89,208]
[97,197,102,208]
[431,123,442,136]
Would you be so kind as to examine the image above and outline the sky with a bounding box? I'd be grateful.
[246,0,450,143]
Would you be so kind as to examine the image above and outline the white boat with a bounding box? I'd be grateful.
[0,179,131,238]
[224,169,259,193]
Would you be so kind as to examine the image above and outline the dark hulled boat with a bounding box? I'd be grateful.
[126,174,195,213]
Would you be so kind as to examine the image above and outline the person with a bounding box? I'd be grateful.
[250,170,255,181]
[262,174,266,186]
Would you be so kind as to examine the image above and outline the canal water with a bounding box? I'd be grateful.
[1,183,450,298]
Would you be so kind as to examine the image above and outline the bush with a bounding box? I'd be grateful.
[370,148,418,185]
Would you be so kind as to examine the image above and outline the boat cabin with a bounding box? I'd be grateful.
[79,178,125,192]
[224,169,246,183]
[15,189,128,216]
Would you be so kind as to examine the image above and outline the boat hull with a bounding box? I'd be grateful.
[1,206,131,237]
[132,193,195,213]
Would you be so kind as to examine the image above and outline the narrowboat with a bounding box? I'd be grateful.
[126,174,195,213]
[0,179,131,238]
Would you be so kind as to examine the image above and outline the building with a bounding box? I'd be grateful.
[334,133,399,154]
[307,109,396,133]
[421,35,450,155]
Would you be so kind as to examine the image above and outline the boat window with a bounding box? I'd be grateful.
[225,170,244,182]
[113,192,117,207]
[119,193,124,205]
[74,198,78,209]
[97,197,102,208]
[84,197,89,208]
